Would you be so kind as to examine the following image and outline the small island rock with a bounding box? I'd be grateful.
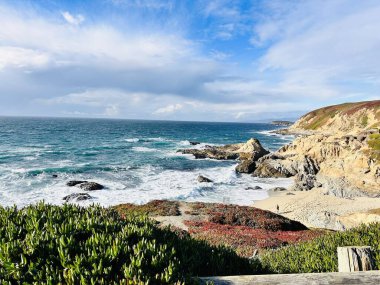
[198,175,213,183]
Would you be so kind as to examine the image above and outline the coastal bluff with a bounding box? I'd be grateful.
[258,100,380,198]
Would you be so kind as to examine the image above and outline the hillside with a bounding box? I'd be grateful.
[290,100,380,134]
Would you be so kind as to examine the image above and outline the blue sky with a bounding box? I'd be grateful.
[0,0,379,122]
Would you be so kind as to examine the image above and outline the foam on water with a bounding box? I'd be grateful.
[0,118,295,207]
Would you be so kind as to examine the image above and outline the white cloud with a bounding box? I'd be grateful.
[61,11,85,25]
[153,103,183,114]
[0,46,50,70]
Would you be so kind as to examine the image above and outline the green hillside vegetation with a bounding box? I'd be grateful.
[261,223,380,273]
[1,203,379,283]
[368,133,380,162]
[296,100,380,130]
[0,203,254,284]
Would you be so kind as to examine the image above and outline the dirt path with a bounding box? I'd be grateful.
[154,202,206,230]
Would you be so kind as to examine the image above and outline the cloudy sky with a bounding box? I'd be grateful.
[0,0,379,122]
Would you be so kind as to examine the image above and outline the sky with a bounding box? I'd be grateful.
[0,0,379,122]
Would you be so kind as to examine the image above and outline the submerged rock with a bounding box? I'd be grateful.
[79,182,104,191]
[63,193,93,202]
[67,180,86,187]
[189,141,200,145]
[198,175,213,183]
[245,186,262,190]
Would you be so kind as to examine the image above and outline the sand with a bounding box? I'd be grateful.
[253,188,380,230]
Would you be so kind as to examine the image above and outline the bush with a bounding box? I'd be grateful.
[0,203,255,284]
[261,223,380,273]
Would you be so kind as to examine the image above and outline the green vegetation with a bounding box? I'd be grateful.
[367,133,380,162]
[361,115,369,127]
[297,100,380,130]
[0,203,255,284]
[368,133,380,150]
[114,200,180,217]
[261,223,380,273]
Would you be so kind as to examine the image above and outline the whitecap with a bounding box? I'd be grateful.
[124,138,140,143]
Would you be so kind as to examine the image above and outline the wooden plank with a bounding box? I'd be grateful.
[200,271,380,285]
[337,246,375,272]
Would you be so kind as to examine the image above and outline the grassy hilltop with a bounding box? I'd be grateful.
[290,100,380,132]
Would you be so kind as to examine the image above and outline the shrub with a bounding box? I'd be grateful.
[261,223,380,273]
[0,203,255,284]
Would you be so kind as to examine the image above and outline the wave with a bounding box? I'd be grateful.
[132,146,159,152]
[124,138,140,143]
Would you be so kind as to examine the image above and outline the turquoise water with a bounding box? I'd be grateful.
[0,117,294,207]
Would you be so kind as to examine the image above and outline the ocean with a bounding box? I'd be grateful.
[0,117,294,207]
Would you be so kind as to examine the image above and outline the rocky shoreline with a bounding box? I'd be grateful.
[176,100,380,230]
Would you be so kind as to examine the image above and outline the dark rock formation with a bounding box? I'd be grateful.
[270,187,287,192]
[179,138,269,162]
[67,180,86,187]
[198,175,213,183]
[79,182,104,191]
[63,193,93,202]
[235,160,256,174]
[189,141,200,145]
[67,180,104,191]
[245,186,263,190]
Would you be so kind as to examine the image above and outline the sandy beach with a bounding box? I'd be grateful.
[254,187,380,230]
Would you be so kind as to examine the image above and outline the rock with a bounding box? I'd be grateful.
[286,192,296,195]
[198,175,213,183]
[63,193,93,202]
[270,187,287,192]
[52,174,58,178]
[189,141,200,145]
[252,154,296,178]
[79,182,104,191]
[67,180,104,191]
[179,138,269,161]
[245,186,262,190]
[235,160,256,173]
[67,180,87,187]
[291,173,321,191]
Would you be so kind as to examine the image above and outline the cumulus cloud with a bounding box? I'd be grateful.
[1,1,379,121]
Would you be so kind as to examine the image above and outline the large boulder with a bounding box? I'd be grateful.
[252,154,296,178]
[67,180,104,191]
[198,175,213,183]
[79,182,104,191]
[63,193,93,202]
[235,160,256,174]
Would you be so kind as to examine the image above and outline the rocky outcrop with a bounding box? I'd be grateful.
[67,181,104,191]
[235,159,256,173]
[254,100,380,197]
[180,138,269,161]
[179,138,269,174]
[198,175,213,183]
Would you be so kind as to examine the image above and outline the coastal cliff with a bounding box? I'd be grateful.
[255,100,380,198]
[289,100,380,134]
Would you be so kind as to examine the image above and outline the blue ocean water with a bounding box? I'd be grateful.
[0,117,294,207]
